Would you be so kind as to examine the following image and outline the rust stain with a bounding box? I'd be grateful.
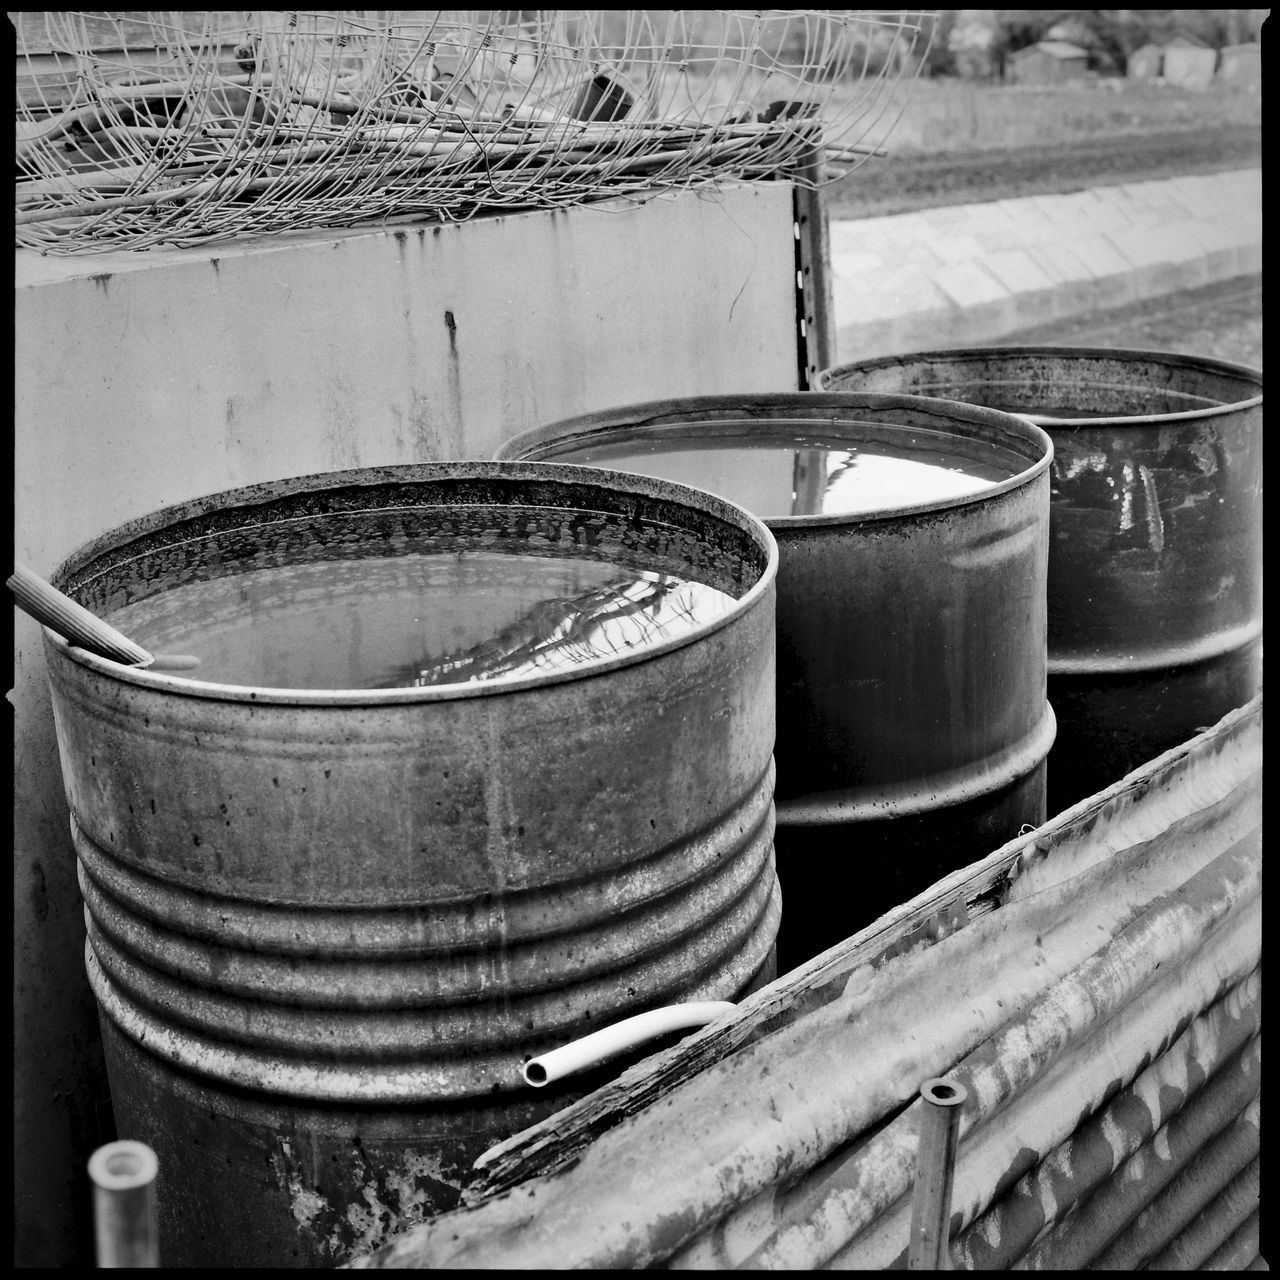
[1051,439,1109,481]
[1137,464,1165,553]
[405,390,444,461]
[269,1136,460,1265]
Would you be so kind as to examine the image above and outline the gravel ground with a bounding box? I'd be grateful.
[825,121,1263,373]
[997,274,1263,371]
[824,125,1262,220]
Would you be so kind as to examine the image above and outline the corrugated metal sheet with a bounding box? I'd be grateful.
[952,995,1258,1268]
[344,696,1261,1271]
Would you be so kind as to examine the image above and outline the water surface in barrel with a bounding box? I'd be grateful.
[544,426,1018,518]
[106,550,736,689]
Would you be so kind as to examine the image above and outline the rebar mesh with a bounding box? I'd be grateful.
[14,10,934,254]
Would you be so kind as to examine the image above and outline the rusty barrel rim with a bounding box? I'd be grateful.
[817,346,1263,426]
[495,391,1054,529]
[47,459,779,705]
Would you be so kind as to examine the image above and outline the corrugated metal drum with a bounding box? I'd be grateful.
[817,347,1263,814]
[496,395,1055,968]
[43,461,780,1268]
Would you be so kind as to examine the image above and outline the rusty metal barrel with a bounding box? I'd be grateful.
[817,348,1263,815]
[496,395,1055,968]
[42,461,780,1268]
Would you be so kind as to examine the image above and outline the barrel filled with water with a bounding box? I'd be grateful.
[42,462,780,1268]
[497,395,1054,968]
[818,348,1263,815]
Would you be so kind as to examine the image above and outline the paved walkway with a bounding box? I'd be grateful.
[829,168,1262,363]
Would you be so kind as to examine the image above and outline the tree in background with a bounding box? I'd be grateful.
[944,10,1002,79]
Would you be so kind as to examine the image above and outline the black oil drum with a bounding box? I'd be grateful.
[497,395,1055,968]
[818,347,1263,815]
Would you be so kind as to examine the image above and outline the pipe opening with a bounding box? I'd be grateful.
[921,1077,967,1107]
[89,1140,159,1190]
[523,1061,549,1087]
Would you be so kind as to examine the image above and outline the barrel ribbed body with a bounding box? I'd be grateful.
[45,462,779,1267]
[497,395,1054,966]
[818,349,1263,814]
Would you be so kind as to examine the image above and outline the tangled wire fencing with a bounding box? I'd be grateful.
[14,10,935,254]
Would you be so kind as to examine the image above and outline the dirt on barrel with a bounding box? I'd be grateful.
[997,275,1263,371]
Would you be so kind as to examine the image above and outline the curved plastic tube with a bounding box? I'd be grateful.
[522,1001,736,1087]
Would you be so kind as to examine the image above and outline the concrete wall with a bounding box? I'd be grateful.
[12,183,799,1266]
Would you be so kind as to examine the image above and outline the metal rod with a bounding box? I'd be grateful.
[792,140,835,389]
[742,865,1259,1272]
[908,1078,967,1270]
[826,909,1260,1272]
[89,1140,159,1268]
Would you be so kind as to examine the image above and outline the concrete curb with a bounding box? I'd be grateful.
[830,168,1262,363]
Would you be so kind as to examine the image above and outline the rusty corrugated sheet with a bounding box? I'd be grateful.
[950,1003,1258,1269]
[699,889,1258,1269]
[1200,1206,1261,1271]
[344,696,1261,1271]
[1064,1100,1260,1270]
[1129,1153,1259,1270]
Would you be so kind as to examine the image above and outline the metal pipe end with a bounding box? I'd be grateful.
[920,1077,968,1108]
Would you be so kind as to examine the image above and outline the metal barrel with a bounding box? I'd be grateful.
[817,347,1263,815]
[496,394,1054,969]
[43,462,780,1268]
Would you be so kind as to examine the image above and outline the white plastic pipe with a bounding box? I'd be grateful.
[88,1139,160,1268]
[522,1001,736,1087]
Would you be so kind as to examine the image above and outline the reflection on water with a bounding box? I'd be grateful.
[810,449,998,514]
[549,428,1016,519]
[108,551,736,690]
[382,568,735,688]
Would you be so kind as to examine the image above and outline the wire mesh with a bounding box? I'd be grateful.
[14,10,935,253]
